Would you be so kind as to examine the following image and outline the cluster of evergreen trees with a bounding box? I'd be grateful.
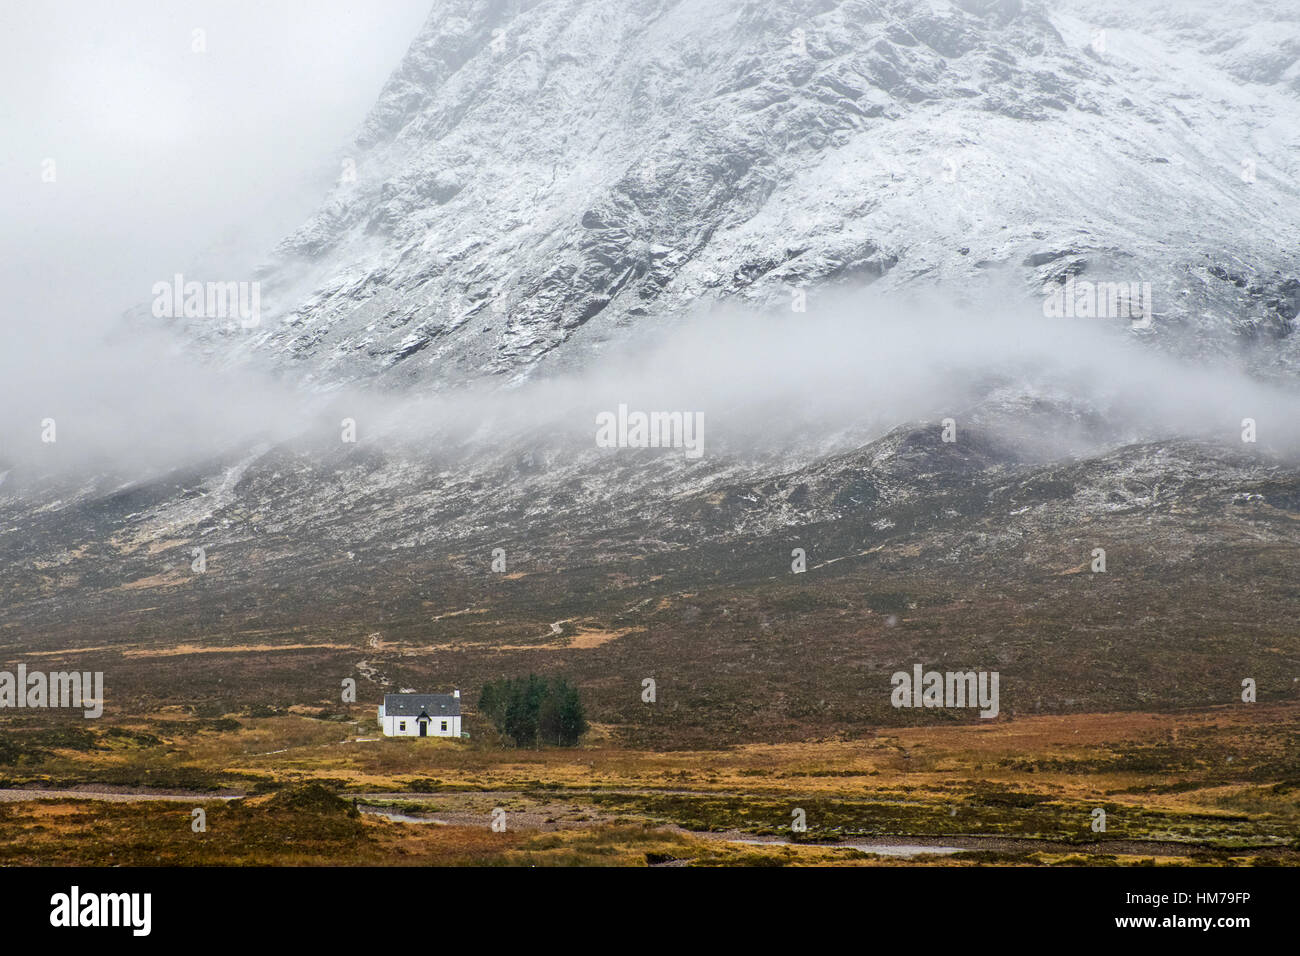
[477,675,588,747]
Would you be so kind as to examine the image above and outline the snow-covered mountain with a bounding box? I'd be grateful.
[5,2,1300,733]
[170,0,1300,389]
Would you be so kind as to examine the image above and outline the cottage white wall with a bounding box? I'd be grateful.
[379,713,461,737]
[384,715,420,736]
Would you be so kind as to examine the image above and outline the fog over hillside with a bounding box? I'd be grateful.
[3,0,1298,500]
[5,282,1300,491]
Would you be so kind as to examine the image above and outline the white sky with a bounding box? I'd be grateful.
[0,0,432,330]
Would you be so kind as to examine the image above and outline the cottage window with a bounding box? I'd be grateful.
[441,721,448,732]
[398,721,406,732]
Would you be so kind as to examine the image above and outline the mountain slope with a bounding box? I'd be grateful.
[164,0,1300,388]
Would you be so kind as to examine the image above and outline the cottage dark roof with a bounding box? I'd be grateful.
[384,693,460,717]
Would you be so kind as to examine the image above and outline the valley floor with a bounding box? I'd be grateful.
[1,703,1295,866]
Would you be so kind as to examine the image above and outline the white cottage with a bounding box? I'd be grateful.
[378,691,462,737]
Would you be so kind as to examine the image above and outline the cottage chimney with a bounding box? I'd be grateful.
[453,689,460,698]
